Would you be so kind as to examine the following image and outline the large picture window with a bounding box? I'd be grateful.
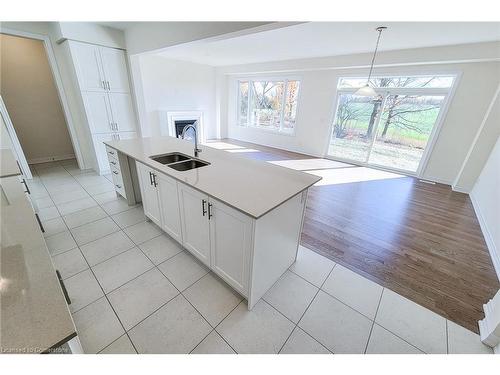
[329,75,455,174]
[237,79,300,133]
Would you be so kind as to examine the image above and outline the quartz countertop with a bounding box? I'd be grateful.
[105,136,321,218]
[0,176,76,353]
[0,149,21,178]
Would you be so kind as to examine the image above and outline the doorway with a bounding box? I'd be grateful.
[327,75,455,175]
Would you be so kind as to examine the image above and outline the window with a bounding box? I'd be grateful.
[329,75,455,174]
[238,79,301,133]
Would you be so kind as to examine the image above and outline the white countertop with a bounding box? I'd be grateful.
[0,149,21,178]
[0,176,76,353]
[105,136,321,218]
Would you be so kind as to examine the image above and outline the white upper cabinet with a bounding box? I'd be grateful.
[178,183,211,266]
[100,48,130,93]
[108,93,136,132]
[209,199,252,295]
[157,173,182,243]
[70,41,130,93]
[137,162,162,226]
[82,92,113,133]
[71,42,106,92]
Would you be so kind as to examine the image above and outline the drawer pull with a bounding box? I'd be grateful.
[208,203,213,220]
[56,270,71,305]
[108,150,115,155]
[112,171,119,175]
[202,199,207,216]
[110,161,117,165]
[21,179,31,194]
[35,213,45,233]
[116,184,122,189]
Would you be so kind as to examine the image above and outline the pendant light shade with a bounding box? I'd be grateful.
[354,26,387,97]
[354,84,378,97]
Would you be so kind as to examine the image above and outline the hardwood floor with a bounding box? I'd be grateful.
[209,139,500,333]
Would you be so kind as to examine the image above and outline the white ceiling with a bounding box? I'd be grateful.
[156,22,500,66]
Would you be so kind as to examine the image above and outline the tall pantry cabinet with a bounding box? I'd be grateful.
[67,41,137,174]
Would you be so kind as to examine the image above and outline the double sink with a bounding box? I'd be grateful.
[149,152,210,171]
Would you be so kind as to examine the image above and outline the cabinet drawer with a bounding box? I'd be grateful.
[108,155,119,169]
[106,145,119,160]
[110,165,123,187]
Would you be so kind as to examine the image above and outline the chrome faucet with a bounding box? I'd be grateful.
[181,124,202,157]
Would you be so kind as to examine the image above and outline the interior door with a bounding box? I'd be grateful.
[108,93,136,132]
[99,47,130,93]
[209,199,252,295]
[136,162,162,226]
[178,183,210,266]
[157,173,182,243]
[82,92,113,134]
[71,42,105,92]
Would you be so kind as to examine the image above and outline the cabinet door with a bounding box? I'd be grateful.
[82,92,113,133]
[70,42,105,92]
[100,47,130,93]
[178,183,210,266]
[209,199,253,295]
[136,163,162,226]
[157,173,182,243]
[108,93,136,132]
[92,133,114,174]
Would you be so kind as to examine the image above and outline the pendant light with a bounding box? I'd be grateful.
[354,26,387,97]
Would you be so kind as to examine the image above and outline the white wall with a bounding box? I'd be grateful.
[53,22,126,49]
[454,86,500,192]
[471,137,500,279]
[217,42,500,184]
[133,55,216,139]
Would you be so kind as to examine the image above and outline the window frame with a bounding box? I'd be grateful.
[236,76,302,135]
[326,72,461,177]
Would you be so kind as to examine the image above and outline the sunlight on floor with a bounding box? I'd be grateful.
[306,167,406,186]
[203,141,245,150]
[225,148,260,153]
[269,158,353,171]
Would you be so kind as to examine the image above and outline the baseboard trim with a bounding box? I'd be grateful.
[28,154,75,164]
[470,192,500,281]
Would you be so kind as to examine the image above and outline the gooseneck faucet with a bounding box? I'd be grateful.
[180,124,202,157]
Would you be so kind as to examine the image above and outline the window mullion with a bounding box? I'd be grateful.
[279,80,287,132]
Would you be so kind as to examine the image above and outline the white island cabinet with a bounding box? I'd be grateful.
[104,136,320,308]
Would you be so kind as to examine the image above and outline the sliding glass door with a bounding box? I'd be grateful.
[328,76,454,174]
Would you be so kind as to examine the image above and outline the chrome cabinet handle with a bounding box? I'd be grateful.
[107,81,111,90]
[208,202,213,220]
[149,171,154,185]
[112,170,119,175]
[102,80,106,89]
[21,179,31,194]
[109,150,115,155]
[35,213,44,233]
[116,184,122,189]
[56,270,71,305]
[110,160,117,165]
[153,173,158,187]
[202,199,207,216]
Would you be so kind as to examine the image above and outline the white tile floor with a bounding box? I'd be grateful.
[30,160,493,354]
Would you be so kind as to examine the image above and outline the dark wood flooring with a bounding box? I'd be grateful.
[210,139,499,333]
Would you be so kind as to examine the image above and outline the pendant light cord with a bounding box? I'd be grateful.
[367,27,385,84]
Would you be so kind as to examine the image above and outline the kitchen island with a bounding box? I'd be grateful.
[104,136,321,308]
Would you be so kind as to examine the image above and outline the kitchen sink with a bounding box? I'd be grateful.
[150,152,190,165]
[168,159,210,171]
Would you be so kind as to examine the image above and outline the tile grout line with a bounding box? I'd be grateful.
[363,287,385,354]
[278,264,337,354]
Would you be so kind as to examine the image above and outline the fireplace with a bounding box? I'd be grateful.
[174,119,197,138]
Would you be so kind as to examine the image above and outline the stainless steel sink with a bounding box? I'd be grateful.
[150,152,190,165]
[168,159,210,171]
